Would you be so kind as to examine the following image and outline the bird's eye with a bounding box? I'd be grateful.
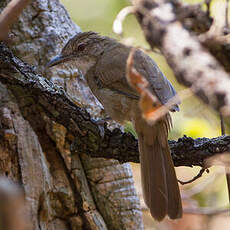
[77,44,85,52]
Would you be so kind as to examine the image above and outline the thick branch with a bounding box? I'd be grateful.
[134,0,230,118]
[170,0,229,73]
[0,43,230,168]
[171,1,212,34]
[201,34,230,73]
[73,131,230,167]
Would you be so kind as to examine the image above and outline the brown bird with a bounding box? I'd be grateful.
[47,32,182,221]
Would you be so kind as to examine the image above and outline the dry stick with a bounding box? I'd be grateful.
[145,88,193,124]
[178,168,206,185]
[0,0,30,40]
[113,7,162,54]
[112,6,135,35]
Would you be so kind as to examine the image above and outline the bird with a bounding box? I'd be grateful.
[47,31,182,221]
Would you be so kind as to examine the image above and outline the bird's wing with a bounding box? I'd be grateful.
[95,46,179,111]
[95,45,139,100]
[133,49,180,111]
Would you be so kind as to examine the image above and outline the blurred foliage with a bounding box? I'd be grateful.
[61,0,230,227]
[124,121,137,138]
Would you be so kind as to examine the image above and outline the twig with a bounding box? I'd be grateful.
[0,0,30,41]
[147,88,193,124]
[205,0,212,18]
[178,168,207,185]
[113,6,135,35]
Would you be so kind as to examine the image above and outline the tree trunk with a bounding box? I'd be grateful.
[0,0,143,229]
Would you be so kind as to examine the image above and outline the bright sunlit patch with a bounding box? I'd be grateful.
[181,118,219,138]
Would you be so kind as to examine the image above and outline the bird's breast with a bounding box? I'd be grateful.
[96,87,136,124]
[85,75,135,124]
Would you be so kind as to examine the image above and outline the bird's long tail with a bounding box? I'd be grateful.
[133,113,182,221]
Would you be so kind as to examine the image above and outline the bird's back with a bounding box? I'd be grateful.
[95,43,179,112]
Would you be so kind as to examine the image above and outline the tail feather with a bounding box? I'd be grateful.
[162,142,182,219]
[139,135,168,220]
[133,113,182,221]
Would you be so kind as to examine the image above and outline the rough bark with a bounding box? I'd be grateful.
[0,0,143,229]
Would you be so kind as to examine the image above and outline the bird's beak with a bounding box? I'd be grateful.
[46,55,70,68]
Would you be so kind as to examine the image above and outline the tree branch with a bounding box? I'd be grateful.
[134,0,230,120]
[73,132,230,167]
[0,43,230,168]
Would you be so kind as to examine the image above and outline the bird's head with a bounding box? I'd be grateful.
[47,32,109,74]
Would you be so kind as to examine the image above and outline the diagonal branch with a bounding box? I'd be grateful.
[0,43,230,168]
[134,0,230,121]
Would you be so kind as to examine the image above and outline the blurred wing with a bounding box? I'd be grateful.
[133,49,180,112]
